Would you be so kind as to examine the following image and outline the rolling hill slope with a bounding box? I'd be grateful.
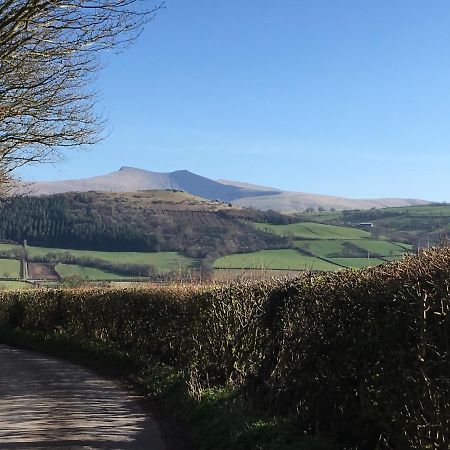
[294,204,450,248]
[1,198,447,281]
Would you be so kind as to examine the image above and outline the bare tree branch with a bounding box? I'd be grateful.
[0,0,164,194]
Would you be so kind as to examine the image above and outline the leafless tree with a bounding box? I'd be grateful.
[0,0,163,193]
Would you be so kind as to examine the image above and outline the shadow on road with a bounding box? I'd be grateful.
[0,345,165,449]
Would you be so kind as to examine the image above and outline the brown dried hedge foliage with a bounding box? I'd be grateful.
[0,249,449,449]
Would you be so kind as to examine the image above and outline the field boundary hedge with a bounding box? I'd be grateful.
[0,248,449,449]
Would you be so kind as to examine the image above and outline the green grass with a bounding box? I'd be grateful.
[296,239,412,258]
[26,247,196,273]
[0,243,21,252]
[295,240,347,257]
[0,258,21,278]
[255,222,372,239]
[56,263,128,280]
[383,255,406,262]
[1,243,197,273]
[0,281,31,289]
[329,257,386,268]
[377,204,450,216]
[292,204,450,248]
[352,240,412,256]
[213,249,340,271]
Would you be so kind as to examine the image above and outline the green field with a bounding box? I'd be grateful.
[0,258,21,278]
[0,280,31,290]
[213,249,340,271]
[351,240,412,255]
[375,205,450,216]
[295,239,412,258]
[255,222,372,239]
[384,255,406,262]
[0,215,415,276]
[254,219,414,271]
[295,239,347,257]
[329,257,386,268]
[294,204,450,248]
[26,247,196,273]
[56,264,127,280]
[0,243,22,252]
[0,243,196,273]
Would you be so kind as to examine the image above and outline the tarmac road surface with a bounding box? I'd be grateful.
[0,344,166,449]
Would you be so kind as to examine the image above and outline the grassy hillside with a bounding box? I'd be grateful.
[295,204,450,248]
[4,202,445,277]
[249,220,413,271]
[254,222,372,239]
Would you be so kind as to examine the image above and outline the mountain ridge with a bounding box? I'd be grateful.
[22,167,431,212]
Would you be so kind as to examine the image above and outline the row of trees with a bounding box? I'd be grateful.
[0,0,162,192]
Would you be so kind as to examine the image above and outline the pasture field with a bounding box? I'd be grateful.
[0,258,21,278]
[294,204,450,248]
[295,239,412,258]
[329,257,386,268]
[376,205,450,216]
[255,220,415,270]
[26,247,196,273]
[0,243,21,252]
[0,281,30,289]
[55,264,127,280]
[255,222,372,239]
[351,239,412,255]
[0,218,414,275]
[0,243,197,275]
[295,239,347,257]
[383,255,412,262]
[213,249,340,271]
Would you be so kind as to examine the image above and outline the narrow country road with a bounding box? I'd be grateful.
[0,344,166,449]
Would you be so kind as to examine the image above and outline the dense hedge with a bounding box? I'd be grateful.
[0,248,449,449]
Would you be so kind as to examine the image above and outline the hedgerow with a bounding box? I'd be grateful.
[0,248,448,449]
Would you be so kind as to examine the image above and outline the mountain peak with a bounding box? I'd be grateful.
[118,166,143,172]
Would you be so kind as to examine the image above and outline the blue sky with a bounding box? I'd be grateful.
[19,1,450,201]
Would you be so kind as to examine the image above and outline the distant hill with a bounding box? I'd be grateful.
[22,167,431,212]
[0,190,290,257]
[24,167,278,202]
[295,204,450,248]
[231,192,429,213]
